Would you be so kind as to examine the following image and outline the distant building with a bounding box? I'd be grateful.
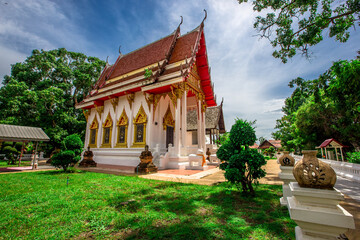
[75,16,223,170]
[258,140,282,150]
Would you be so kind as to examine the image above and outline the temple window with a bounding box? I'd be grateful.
[89,117,99,148]
[163,104,175,148]
[116,108,128,148]
[132,105,147,148]
[101,113,113,148]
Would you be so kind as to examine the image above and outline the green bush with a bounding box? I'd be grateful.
[347,152,360,164]
[51,134,83,172]
[217,119,266,194]
[62,134,83,155]
[3,146,19,165]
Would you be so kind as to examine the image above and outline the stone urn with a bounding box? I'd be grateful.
[79,147,97,167]
[293,150,336,189]
[278,151,295,166]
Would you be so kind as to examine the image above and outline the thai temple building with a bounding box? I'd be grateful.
[76,13,225,170]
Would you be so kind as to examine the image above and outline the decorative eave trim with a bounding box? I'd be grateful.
[141,77,183,92]
[75,101,95,109]
[83,79,155,103]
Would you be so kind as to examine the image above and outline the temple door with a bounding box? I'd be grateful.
[166,126,174,149]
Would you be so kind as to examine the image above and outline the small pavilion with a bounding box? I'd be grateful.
[317,138,347,161]
[0,124,50,168]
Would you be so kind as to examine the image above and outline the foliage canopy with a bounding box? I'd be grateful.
[273,57,360,152]
[238,0,360,62]
[0,48,105,151]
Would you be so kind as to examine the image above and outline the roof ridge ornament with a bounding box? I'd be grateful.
[202,9,207,23]
[118,45,123,58]
[178,16,183,29]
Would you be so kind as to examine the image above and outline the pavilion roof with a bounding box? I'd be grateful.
[76,17,217,109]
[318,138,347,148]
[258,140,282,149]
[0,124,50,142]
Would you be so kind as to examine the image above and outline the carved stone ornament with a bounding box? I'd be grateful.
[293,150,336,189]
[279,151,295,166]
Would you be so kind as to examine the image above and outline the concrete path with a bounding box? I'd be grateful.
[0,165,56,174]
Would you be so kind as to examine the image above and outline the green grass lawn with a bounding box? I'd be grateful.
[0,160,32,167]
[0,171,295,239]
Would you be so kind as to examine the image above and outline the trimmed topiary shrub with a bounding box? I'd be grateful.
[3,146,19,165]
[217,119,266,194]
[51,134,83,172]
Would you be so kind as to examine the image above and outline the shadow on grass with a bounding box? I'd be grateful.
[107,182,295,239]
[38,170,86,175]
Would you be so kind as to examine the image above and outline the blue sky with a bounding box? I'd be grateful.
[0,0,359,141]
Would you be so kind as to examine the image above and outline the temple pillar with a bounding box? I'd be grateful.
[197,100,202,150]
[202,110,206,151]
[181,91,187,149]
[174,97,181,156]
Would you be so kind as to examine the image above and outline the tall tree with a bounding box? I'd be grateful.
[273,57,360,151]
[0,48,105,150]
[238,0,360,62]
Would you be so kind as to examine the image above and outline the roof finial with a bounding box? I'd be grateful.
[106,56,109,64]
[118,45,123,57]
[179,16,183,27]
[202,9,207,22]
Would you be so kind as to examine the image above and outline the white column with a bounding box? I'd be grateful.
[97,112,103,148]
[202,111,206,151]
[335,147,339,161]
[84,111,91,148]
[147,105,153,148]
[174,98,181,156]
[325,147,328,159]
[197,100,202,149]
[181,91,187,148]
[128,105,134,148]
[340,147,344,161]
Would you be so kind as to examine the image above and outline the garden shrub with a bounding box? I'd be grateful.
[3,146,19,165]
[347,152,360,164]
[51,134,83,172]
[217,119,266,194]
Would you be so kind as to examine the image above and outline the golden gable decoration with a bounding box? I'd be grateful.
[90,117,99,129]
[83,109,90,121]
[133,105,147,124]
[163,104,175,130]
[110,98,119,112]
[103,113,113,128]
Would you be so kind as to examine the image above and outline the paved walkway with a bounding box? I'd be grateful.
[0,165,56,174]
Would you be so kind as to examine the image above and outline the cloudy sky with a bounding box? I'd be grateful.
[0,0,359,141]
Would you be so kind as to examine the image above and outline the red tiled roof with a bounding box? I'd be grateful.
[249,143,258,149]
[268,140,282,148]
[169,30,199,64]
[108,33,175,80]
[318,138,346,148]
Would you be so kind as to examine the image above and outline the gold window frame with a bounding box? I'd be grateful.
[132,105,147,148]
[101,112,113,148]
[116,108,128,148]
[89,116,98,148]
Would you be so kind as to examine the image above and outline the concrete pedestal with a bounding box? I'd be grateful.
[287,182,355,239]
[278,166,295,206]
[185,154,208,170]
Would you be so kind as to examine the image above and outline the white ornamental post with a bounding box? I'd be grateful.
[287,150,355,239]
[278,151,295,206]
